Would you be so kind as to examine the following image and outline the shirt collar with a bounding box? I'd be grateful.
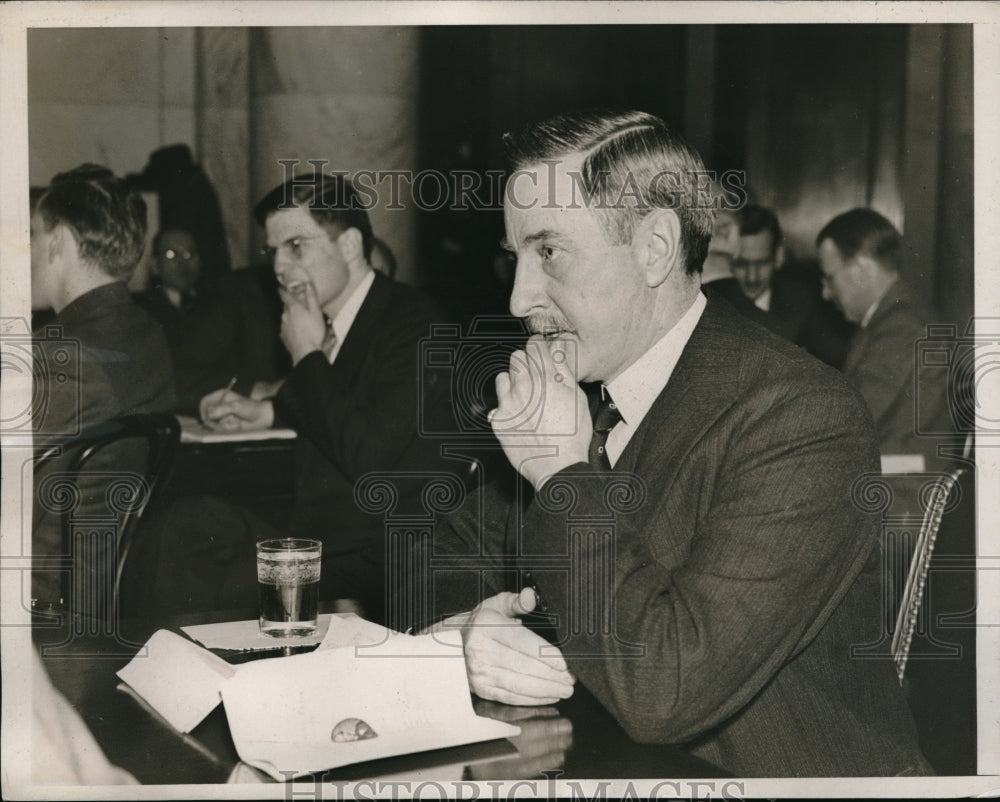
[860,276,897,328]
[754,288,772,312]
[330,268,375,346]
[605,292,706,430]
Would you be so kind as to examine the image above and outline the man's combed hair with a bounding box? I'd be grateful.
[253,172,374,261]
[816,208,902,271]
[739,205,783,250]
[35,164,148,281]
[503,110,715,275]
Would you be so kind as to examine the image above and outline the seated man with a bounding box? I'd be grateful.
[412,111,930,777]
[136,173,453,623]
[700,204,774,329]
[31,164,176,611]
[733,204,852,366]
[817,208,953,467]
[135,228,289,413]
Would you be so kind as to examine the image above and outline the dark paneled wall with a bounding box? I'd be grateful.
[418,24,973,330]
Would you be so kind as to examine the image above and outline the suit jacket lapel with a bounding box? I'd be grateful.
[330,271,392,380]
[614,299,744,486]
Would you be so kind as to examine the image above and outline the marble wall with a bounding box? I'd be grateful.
[27,27,419,281]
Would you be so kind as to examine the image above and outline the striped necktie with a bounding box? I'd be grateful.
[588,384,622,470]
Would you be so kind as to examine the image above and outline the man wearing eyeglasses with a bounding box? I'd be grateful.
[143,173,452,623]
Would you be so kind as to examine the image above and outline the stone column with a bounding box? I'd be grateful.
[249,28,420,283]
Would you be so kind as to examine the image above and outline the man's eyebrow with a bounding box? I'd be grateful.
[522,229,566,246]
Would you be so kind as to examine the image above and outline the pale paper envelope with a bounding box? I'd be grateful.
[220,629,520,780]
[116,630,236,733]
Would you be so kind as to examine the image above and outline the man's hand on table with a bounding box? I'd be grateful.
[199,388,274,432]
[432,588,576,706]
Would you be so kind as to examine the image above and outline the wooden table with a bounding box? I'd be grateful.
[33,608,727,785]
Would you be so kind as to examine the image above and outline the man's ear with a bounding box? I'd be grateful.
[775,243,786,270]
[337,227,364,263]
[635,208,682,288]
[47,224,71,265]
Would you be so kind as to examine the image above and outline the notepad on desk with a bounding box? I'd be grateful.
[176,414,297,444]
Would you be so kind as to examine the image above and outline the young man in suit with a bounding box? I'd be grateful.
[30,164,176,610]
[732,204,852,366]
[817,208,952,466]
[416,111,930,777]
[150,173,452,623]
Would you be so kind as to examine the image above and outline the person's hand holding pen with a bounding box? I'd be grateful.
[199,376,274,432]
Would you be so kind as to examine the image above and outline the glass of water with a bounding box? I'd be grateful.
[256,538,322,637]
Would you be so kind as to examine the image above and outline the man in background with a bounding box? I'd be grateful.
[136,173,454,624]
[30,164,175,611]
[732,204,851,366]
[817,208,952,467]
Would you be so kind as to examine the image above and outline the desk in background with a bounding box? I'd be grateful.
[164,415,297,512]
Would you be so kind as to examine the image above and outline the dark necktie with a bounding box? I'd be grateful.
[321,319,338,361]
[588,384,623,470]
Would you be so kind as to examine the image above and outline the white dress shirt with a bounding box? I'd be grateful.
[604,292,707,466]
[753,288,772,312]
[326,269,375,363]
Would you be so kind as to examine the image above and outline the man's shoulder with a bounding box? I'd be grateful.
[371,274,451,330]
[697,296,857,398]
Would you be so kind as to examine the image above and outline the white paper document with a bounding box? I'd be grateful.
[116,630,236,733]
[176,414,297,443]
[220,630,520,780]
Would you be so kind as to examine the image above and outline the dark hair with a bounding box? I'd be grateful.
[816,208,901,271]
[739,205,782,252]
[503,110,714,275]
[253,172,374,261]
[35,164,147,281]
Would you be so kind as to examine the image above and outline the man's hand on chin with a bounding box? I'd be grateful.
[489,335,592,490]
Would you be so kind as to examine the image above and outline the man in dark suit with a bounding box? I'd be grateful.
[817,208,952,467]
[731,204,853,367]
[414,111,929,776]
[150,173,452,622]
[30,164,176,610]
[135,228,290,414]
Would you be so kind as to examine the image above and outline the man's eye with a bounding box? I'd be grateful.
[539,245,555,261]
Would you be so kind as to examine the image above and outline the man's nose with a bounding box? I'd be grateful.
[273,248,292,276]
[508,259,545,318]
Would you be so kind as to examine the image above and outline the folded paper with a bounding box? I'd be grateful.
[220,630,520,780]
[116,630,236,733]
